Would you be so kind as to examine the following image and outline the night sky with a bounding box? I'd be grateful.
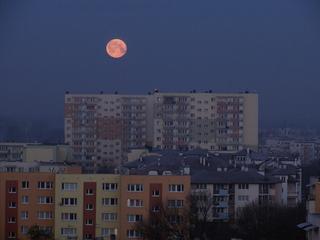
[1,0,320,132]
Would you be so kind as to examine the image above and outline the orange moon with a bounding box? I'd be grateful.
[106,39,127,59]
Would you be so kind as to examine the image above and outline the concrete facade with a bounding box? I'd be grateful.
[65,92,258,170]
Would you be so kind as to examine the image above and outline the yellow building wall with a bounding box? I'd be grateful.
[24,146,55,162]
[54,174,120,240]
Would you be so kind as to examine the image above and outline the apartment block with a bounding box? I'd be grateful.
[0,162,81,240]
[64,94,151,171]
[119,175,191,240]
[65,91,258,170]
[54,174,121,240]
[0,142,71,163]
[153,92,258,152]
[191,168,280,222]
[0,143,27,161]
[0,172,56,240]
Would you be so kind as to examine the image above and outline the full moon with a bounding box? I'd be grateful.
[106,39,127,59]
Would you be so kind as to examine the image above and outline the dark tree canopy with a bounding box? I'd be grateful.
[235,202,306,240]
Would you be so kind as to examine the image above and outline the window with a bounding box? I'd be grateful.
[152,189,160,197]
[168,215,183,224]
[169,184,184,192]
[39,226,52,234]
[101,228,115,237]
[8,202,17,208]
[21,226,29,234]
[8,217,16,223]
[238,195,249,201]
[22,181,29,189]
[168,200,184,208]
[21,196,29,204]
[127,230,143,238]
[127,199,143,207]
[61,183,77,191]
[152,205,160,212]
[102,198,118,206]
[8,187,16,193]
[8,232,16,239]
[85,219,94,225]
[127,184,143,192]
[37,211,53,220]
[38,181,53,189]
[61,228,76,236]
[61,213,77,221]
[195,184,207,189]
[21,211,28,220]
[38,196,53,204]
[85,203,94,210]
[86,188,94,195]
[61,198,77,206]
[238,184,249,190]
[102,183,118,191]
[128,214,143,222]
[84,234,93,240]
[102,213,117,221]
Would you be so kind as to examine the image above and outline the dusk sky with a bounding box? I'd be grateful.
[1,0,320,131]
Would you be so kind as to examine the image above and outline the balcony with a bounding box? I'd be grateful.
[213,212,229,220]
[214,201,228,208]
[213,189,229,196]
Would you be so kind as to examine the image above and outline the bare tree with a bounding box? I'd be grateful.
[190,192,214,240]
[135,202,191,240]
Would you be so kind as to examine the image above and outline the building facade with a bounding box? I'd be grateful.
[64,94,151,171]
[65,92,258,170]
[0,161,190,240]
[0,172,56,240]
[0,142,71,163]
[54,174,121,240]
[191,168,281,222]
[0,143,27,162]
[119,175,191,240]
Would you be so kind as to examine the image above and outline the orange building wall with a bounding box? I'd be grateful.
[119,175,191,240]
[0,173,55,240]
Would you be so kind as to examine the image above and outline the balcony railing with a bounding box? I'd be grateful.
[213,189,229,196]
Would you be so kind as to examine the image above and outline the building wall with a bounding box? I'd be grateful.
[24,145,71,163]
[64,94,150,171]
[24,146,56,162]
[0,172,55,240]
[235,184,258,210]
[119,175,191,240]
[65,92,258,170]
[54,174,120,240]
[242,94,258,149]
[0,143,27,162]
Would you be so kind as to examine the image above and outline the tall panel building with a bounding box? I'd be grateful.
[64,94,151,171]
[153,92,258,151]
[65,92,258,169]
